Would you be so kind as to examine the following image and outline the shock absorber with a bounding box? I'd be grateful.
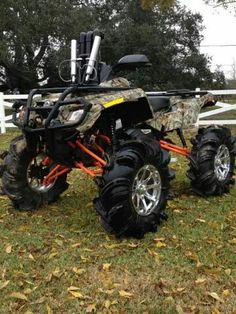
[110,115,118,152]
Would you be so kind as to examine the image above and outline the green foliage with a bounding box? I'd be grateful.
[0,0,92,91]
[0,0,226,92]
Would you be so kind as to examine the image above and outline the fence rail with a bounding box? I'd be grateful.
[0,89,236,134]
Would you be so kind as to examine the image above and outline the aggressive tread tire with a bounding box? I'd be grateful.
[1,135,69,210]
[187,126,236,196]
[94,137,170,238]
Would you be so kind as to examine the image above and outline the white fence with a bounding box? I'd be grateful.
[0,89,236,134]
[0,93,28,133]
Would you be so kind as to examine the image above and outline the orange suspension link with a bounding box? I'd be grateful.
[160,140,191,157]
[43,164,71,186]
[75,140,106,166]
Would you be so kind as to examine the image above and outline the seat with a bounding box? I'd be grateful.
[147,96,171,113]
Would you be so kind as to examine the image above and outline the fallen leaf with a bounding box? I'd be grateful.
[104,289,114,295]
[46,304,53,314]
[104,300,111,309]
[28,253,35,261]
[52,267,62,278]
[207,292,224,303]
[48,252,58,259]
[5,244,12,254]
[154,237,165,242]
[156,242,167,248]
[69,290,84,298]
[196,218,206,223]
[71,242,81,248]
[86,303,96,313]
[67,286,80,291]
[72,267,86,275]
[10,292,28,301]
[33,296,46,304]
[0,280,9,290]
[225,269,231,276]
[228,238,236,245]
[176,304,184,314]
[23,288,32,295]
[102,263,111,271]
[128,243,139,248]
[195,278,206,285]
[54,239,63,247]
[119,290,133,299]
[222,289,230,297]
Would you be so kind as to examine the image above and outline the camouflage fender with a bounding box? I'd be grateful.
[76,78,146,133]
[147,94,212,132]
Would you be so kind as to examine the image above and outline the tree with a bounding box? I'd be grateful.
[204,0,236,8]
[0,0,92,92]
[0,0,221,92]
[93,1,215,89]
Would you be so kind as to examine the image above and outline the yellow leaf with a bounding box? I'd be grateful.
[67,286,80,291]
[176,304,184,314]
[119,290,133,299]
[69,290,84,298]
[196,218,206,223]
[72,267,86,275]
[48,252,58,259]
[225,269,231,276]
[176,287,185,293]
[228,238,236,245]
[33,296,46,304]
[104,300,111,309]
[156,242,167,248]
[104,289,114,295]
[207,292,224,303]
[195,278,206,285]
[86,303,96,313]
[46,304,53,314]
[0,280,9,290]
[10,292,28,301]
[154,237,165,242]
[54,239,63,247]
[28,253,35,261]
[102,263,111,271]
[128,243,139,248]
[222,289,230,297]
[52,267,62,278]
[5,244,12,254]
[211,308,221,314]
[24,311,34,314]
[71,242,81,248]
[23,288,32,295]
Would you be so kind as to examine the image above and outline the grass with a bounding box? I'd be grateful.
[0,127,235,314]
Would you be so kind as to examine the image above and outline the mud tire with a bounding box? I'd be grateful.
[94,138,170,238]
[2,135,69,210]
[187,126,236,196]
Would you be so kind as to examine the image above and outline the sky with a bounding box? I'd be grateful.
[180,0,236,78]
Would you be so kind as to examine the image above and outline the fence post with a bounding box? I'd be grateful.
[0,92,6,134]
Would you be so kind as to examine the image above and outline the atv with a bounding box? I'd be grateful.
[1,30,235,238]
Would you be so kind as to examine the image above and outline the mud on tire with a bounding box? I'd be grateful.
[1,135,69,211]
[187,126,236,196]
[94,138,170,238]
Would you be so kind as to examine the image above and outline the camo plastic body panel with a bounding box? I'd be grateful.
[147,94,210,132]
[74,78,145,133]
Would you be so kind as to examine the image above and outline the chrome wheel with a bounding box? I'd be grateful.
[27,154,54,192]
[214,144,231,181]
[131,164,162,216]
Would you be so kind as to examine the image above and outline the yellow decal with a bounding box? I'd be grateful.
[103,97,124,108]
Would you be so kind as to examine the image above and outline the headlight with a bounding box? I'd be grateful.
[59,105,85,124]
